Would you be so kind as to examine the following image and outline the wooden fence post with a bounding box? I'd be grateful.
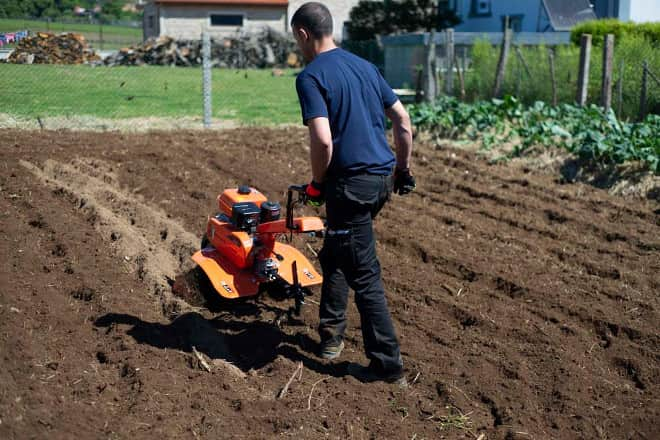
[423,30,438,102]
[445,28,455,95]
[514,46,532,78]
[454,54,466,100]
[576,34,592,105]
[493,28,513,98]
[639,60,648,120]
[616,60,624,117]
[515,57,522,97]
[600,34,614,109]
[548,48,557,106]
[414,65,423,103]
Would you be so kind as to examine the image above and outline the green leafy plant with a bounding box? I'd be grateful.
[409,96,660,173]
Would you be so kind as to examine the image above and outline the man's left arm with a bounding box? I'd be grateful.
[307,117,333,184]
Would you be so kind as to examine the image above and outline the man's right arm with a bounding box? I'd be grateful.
[385,100,413,171]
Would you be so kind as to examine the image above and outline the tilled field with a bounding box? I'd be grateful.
[0,128,658,440]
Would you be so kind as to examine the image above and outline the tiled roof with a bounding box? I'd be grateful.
[542,0,597,31]
[155,0,288,6]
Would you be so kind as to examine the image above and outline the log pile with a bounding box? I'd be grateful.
[7,32,99,64]
[104,36,202,67]
[104,29,301,68]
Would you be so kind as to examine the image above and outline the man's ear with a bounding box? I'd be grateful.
[294,26,310,42]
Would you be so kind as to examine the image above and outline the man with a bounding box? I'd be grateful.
[291,2,415,385]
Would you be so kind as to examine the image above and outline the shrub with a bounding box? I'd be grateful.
[571,19,660,46]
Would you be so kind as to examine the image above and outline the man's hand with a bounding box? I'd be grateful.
[393,168,416,195]
[304,180,325,206]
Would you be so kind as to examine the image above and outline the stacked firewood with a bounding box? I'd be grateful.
[7,32,100,64]
[104,36,200,66]
[105,29,301,68]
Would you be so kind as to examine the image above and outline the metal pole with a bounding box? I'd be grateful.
[202,31,212,128]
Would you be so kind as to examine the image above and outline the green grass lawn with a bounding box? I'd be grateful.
[0,64,301,125]
[0,18,142,49]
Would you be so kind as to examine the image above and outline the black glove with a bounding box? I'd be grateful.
[393,168,416,195]
[304,180,325,207]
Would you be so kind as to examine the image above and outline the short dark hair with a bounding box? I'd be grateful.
[291,2,333,39]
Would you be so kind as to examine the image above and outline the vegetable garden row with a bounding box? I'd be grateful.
[409,96,660,173]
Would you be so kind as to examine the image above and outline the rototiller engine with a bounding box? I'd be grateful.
[192,185,323,314]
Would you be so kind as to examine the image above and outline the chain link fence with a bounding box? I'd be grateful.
[0,61,301,130]
[1,17,142,50]
[0,23,307,131]
[381,31,659,121]
[459,37,660,120]
[3,24,657,130]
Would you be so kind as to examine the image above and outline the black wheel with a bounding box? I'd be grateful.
[201,234,210,249]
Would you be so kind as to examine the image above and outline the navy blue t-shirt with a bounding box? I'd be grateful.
[295,48,398,177]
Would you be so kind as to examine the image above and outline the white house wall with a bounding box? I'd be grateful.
[159,4,287,40]
[621,0,660,22]
[288,0,361,41]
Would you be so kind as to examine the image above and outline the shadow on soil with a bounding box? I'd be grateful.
[94,269,348,378]
[559,157,659,201]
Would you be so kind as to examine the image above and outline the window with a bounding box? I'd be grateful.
[470,0,492,17]
[147,15,155,29]
[501,15,524,32]
[210,14,243,27]
[437,0,452,13]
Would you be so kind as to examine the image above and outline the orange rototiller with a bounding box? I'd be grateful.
[192,185,323,314]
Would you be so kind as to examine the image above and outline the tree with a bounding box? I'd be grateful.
[345,1,393,41]
[101,0,125,20]
[0,0,79,19]
[346,0,461,41]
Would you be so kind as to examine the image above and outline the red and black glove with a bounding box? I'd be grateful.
[393,168,416,195]
[304,180,325,207]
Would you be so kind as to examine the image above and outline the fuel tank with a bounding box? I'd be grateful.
[204,217,253,269]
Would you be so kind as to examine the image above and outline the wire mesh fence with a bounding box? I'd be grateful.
[432,34,660,121]
[0,19,304,130]
[470,42,658,120]
[0,61,301,130]
[0,17,142,50]
[1,25,658,131]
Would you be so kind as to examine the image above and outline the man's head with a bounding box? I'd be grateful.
[291,2,334,61]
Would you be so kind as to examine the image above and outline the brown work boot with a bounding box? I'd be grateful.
[347,363,407,388]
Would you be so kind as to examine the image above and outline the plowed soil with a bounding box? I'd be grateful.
[1,128,658,440]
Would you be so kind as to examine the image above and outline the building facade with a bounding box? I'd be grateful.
[288,0,360,40]
[442,0,596,33]
[143,0,361,41]
[143,0,289,40]
[592,0,660,22]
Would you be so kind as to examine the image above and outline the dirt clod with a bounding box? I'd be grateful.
[71,286,95,302]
